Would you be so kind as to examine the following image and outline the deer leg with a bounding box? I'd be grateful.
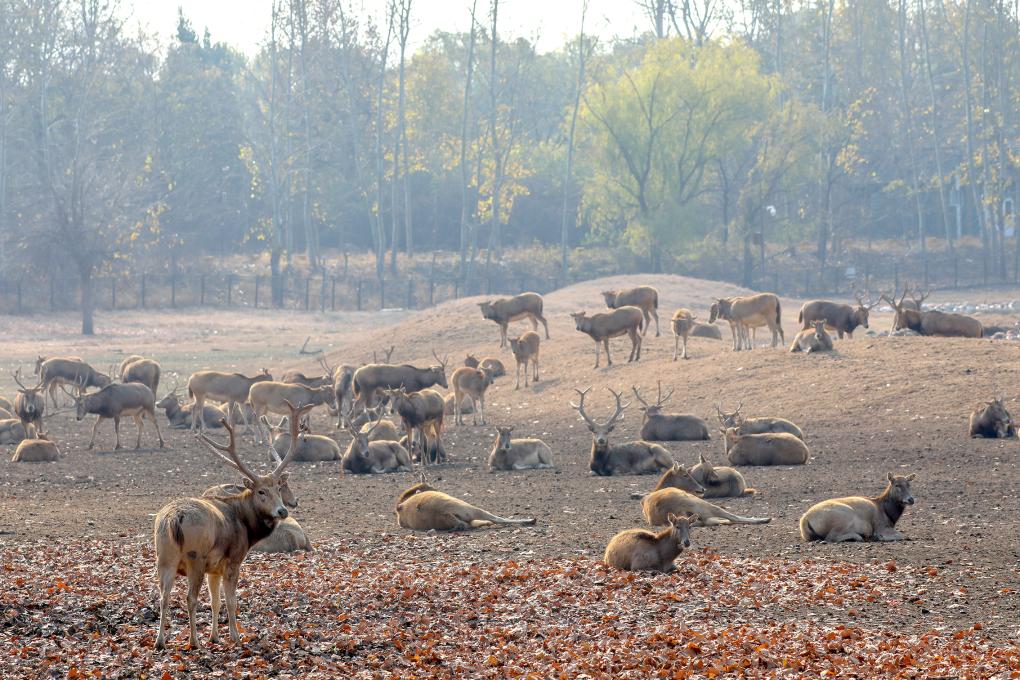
[475,396,484,426]
[87,417,103,449]
[133,414,143,449]
[151,407,165,448]
[208,573,222,644]
[540,314,550,340]
[238,402,254,436]
[113,416,123,449]
[185,568,204,649]
[642,309,651,336]
[533,357,539,382]
[593,341,601,369]
[529,314,538,333]
[499,324,508,348]
[683,335,689,360]
[224,568,241,644]
[514,361,521,390]
[673,335,679,361]
[653,308,660,337]
[155,564,175,650]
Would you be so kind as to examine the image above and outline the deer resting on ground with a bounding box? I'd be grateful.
[395,473,536,531]
[571,387,673,476]
[487,426,554,471]
[642,488,771,527]
[799,473,916,542]
[603,513,697,572]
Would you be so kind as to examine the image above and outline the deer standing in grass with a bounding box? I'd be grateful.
[571,387,673,476]
[509,331,540,389]
[604,513,697,572]
[153,400,313,650]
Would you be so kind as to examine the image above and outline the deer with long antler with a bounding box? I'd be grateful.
[882,286,982,338]
[351,349,449,411]
[632,382,709,441]
[12,368,45,434]
[153,399,314,651]
[571,387,674,476]
[798,289,878,339]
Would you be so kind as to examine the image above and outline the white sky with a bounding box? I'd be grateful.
[126,0,651,55]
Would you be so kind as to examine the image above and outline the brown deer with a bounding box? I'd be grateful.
[488,426,554,471]
[690,322,723,340]
[629,463,705,500]
[722,428,808,466]
[603,513,697,572]
[789,320,834,353]
[156,390,228,430]
[12,369,45,434]
[671,308,696,360]
[248,381,336,443]
[39,358,112,409]
[187,369,273,432]
[969,397,1016,438]
[642,488,771,527]
[202,484,311,553]
[571,387,673,476]
[351,351,449,410]
[715,404,804,440]
[332,364,357,428]
[570,307,644,368]
[632,383,709,441]
[385,387,446,465]
[449,366,494,426]
[0,395,14,412]
[11,426,60,462]
[153,400,313,650]
[74,380,165,450]
[465,355,506,378]
[882,287,982,338]
[478,292,550,347]
[709,294,784,351]
[396,473,536,530]
[121,356,161,395]
[280,357,335,389]
[602,285,660,336]
[262,416,341,462]
[689,453,756,498]
[341,414,412,474]
[0,419,28,444]
[800,473,916,542]
[509,331,540,389]
[444,393,475,416]
[798,291,876,339]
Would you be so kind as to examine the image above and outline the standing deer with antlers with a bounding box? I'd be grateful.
[571,387,674,476]
[798,291,877,339]
[153,399,314,651]
[632,382,709,441]
[12,369,45,434]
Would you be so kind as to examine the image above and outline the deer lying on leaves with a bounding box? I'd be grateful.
[153,400,313,650]
[969,397,1016,438]
[642,488,770,527]
[632,383,709,441]
[689,453,756,498]
[395,473,536,530]
[571,387,674,476]
[487,426,554,472]
[603,513,698,572]
[715,404,804,440]
[800,473,916,542]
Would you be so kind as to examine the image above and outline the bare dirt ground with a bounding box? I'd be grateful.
[2,274,1020,676]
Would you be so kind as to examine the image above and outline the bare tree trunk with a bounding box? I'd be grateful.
[815,0,834,272]
[560,1,588,278]
[80,266,94,336]
[458,0,479,275]
[897,0,926,263]
[374,7,395,280]
[396,0,413,261]
[962,0,988,278]
[918,0,953,251]
[485,0,501,265]
[269,1,286,307]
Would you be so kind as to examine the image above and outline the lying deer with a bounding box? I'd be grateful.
[153,400,313,650]
[487,426,554,472]
[509,332,540,389]
[464,355,506,378]
[280,357,335,389]
[882,287,982,338]
[632,383,709,441]
[478,292,550,347]
[968,397,1016,438]
[0,419,27,445]
[602,285,660,337]
[715,403,804,440]
[789,320,834,353]
[450,366,494,426]
[722,427,808,466]
[74,379,164,450]
[202,480,309,552]
[689,453,756,498]
[341,415,412,474]
[395,473,536,531]
[571,307,643,368]
[629,463,704,500]
[157,390,228,430]
[11,426,60,462]
[603,513,697,572]
[642,488,771,527]
[263,416,341,462]
[800,473,916,542]
[571,387,674,476]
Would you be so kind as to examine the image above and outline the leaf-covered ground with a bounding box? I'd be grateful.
[1,536,1017,678]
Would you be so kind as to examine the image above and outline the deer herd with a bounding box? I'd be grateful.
[2,281,1009,649]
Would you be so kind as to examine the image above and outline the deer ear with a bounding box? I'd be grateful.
[666,513,679,525]
[243,478,256,490]
[906,473,916,481]
[887,472,895,483]
[686,514,700,525]
[699,453,708,465]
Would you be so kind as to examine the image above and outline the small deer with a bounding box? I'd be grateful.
[671,308,696,360]
[509,332,540,389]
[642,488,770,527]
[603,513,698,572]
[153,400,314,650]
[632,382,709,441]
[789,320,834,353]
[395,473,536,531]
[689,453,756,498]
[449,366,494,426]
[800,473,916,542]
[715,403,804,440]
[487,426,554,472]
[571,387,673,476]
[722,427,808,466]
[385,387,446,465]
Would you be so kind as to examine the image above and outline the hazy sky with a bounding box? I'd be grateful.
[127,1,651,55]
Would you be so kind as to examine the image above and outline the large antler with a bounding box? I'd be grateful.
[12,367,41,391]
[654,380,673,407]
[570,387,597,428]
[196,418,260,484]
[431,348,449,370]
[272,399,316,478]
[631,385,650,409]
[317,356,335,379]
[604,388,630,428]
[908,285,931,307]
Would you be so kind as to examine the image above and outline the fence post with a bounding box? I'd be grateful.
[111,278,116,310]
[227,274,234,306]
[379,278,385,310]
[200,275,206,305]
[171,274,177,308]
[331,276,336,311]
[406,279,414,309]
[428,276,434,306]
[304,277,311,310]
[254,275,260,308]
[141,274,146,309]
[356,280,363,311]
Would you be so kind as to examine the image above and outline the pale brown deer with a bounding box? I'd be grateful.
[449,366,494,426]
[74,380,164,450]
[187,369,273,432]
[12,369,45,434]
[632,383,709,441]
[798,291,876,339]
[395,473,536,530]
[800,473,916,542]
[121,356,161,395]
[571,387,673,476]
[351,351,448,410]
[602,285,660,336]
[603,513,697,572]
[509,332,540,389]
[478,292,550,347]
[571,307,644,368]
[487,426,554,472]
[642,488,771,527]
